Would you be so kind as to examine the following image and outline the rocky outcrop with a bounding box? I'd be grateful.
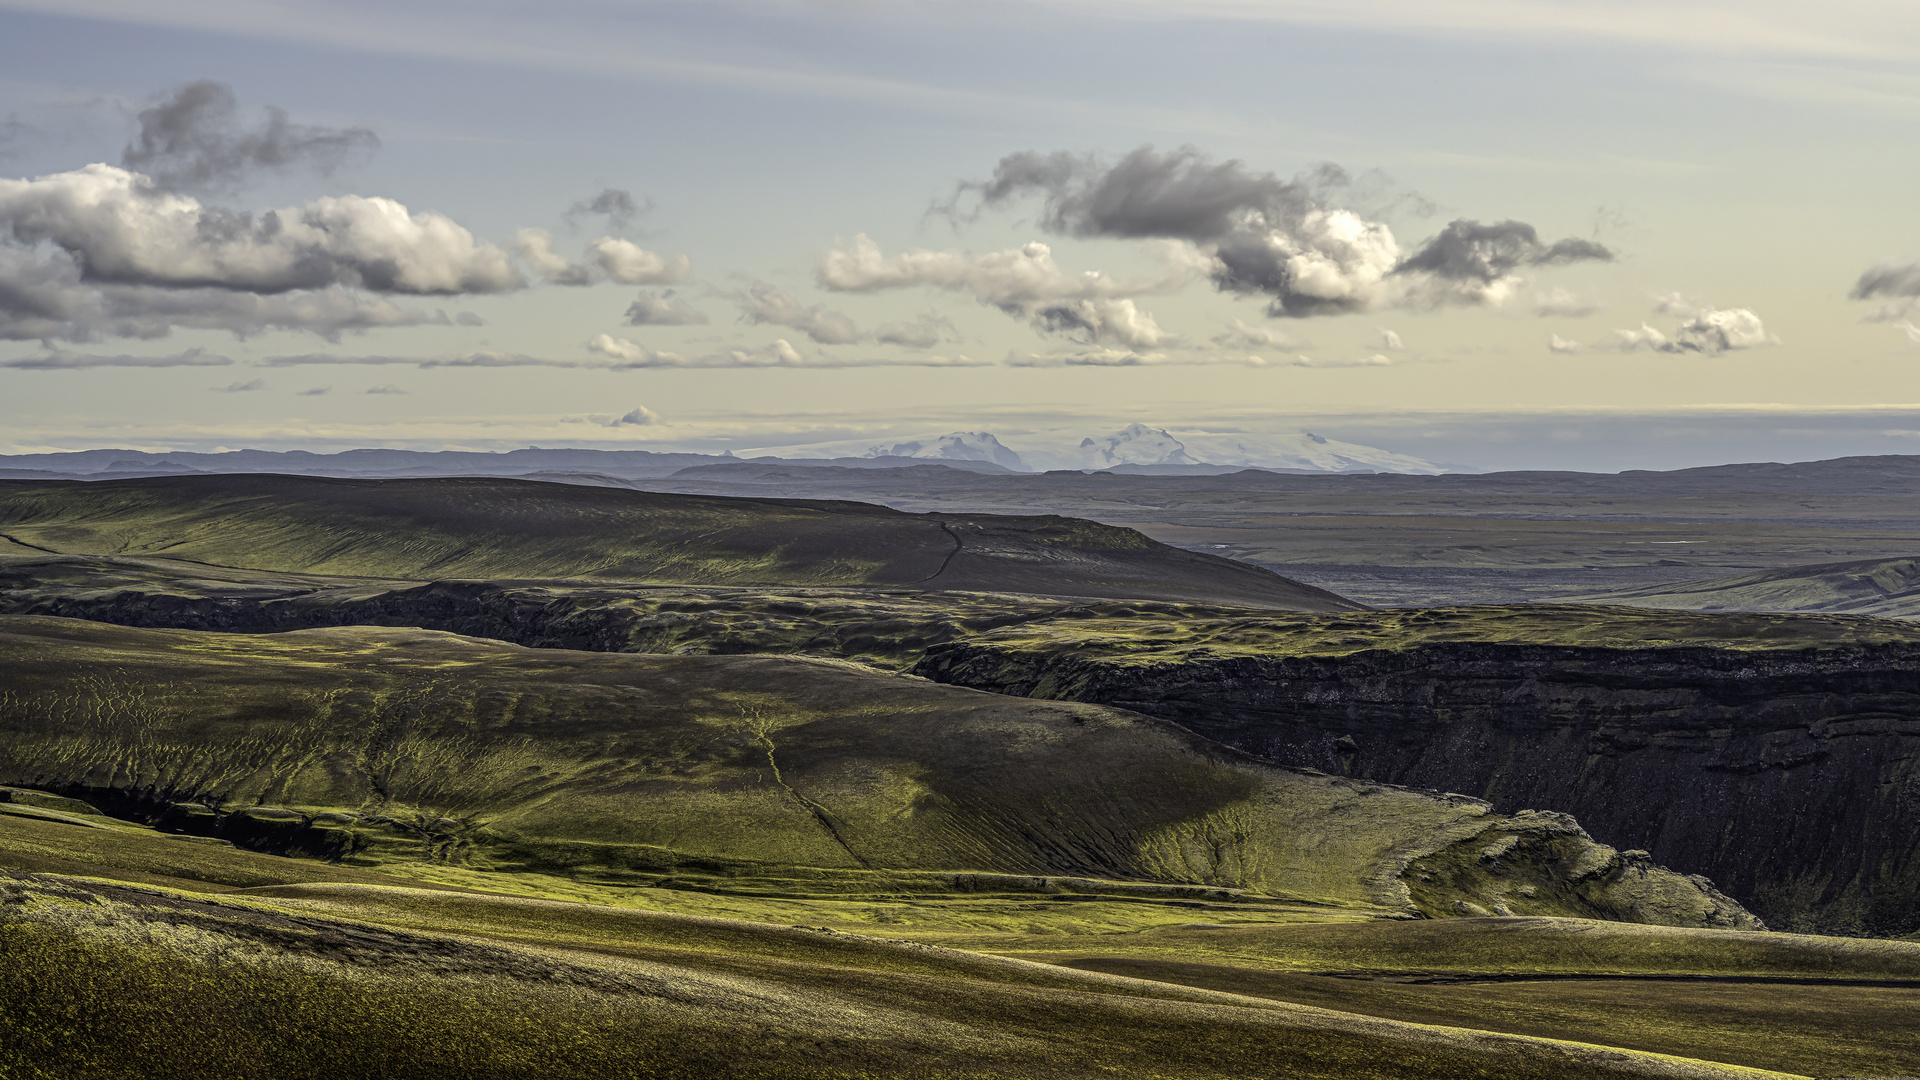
[912,639,1920,936]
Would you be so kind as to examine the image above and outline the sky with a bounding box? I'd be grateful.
[1,0,1918,472]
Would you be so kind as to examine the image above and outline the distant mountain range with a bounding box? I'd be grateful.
[833,424,1449,474]
[0,424,1450,479]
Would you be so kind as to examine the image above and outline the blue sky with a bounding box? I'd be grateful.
[2,0,1917,470]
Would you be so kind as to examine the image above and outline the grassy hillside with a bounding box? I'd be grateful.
[0,614,1755,929]
[6,870,1832,1080]
[1575,556,1920,619]
[0,475,1356,609]
[4,685,1912,1078]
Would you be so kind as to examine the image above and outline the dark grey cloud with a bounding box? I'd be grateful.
[740,281,861,344]
[1395,220,1612,282]
[217,378,265,392]
[1,346,231,369]
[0,244,471,342]
[295,385,331,396]
[1852,257,1920,320]
[565,188,649,232]
[122,81,380,193]
[947,146,1340,241]
[625,289,709,326]
[943,145,1611,318]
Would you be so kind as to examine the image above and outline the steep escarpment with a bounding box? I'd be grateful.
[913,616,1920,936]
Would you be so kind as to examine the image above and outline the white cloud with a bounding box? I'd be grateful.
[1377,327,1405,350]
[1031,297,1169,347]
[269,350,598,369]
[624,289,709,326]
[1005,347,1173,367]
[873,319,943,348]
[1278,353,1397,368]
[0,165,504,340]
[1597,294,1779,354]
[1603,301,1777,355]
[589,237,689,285]
[1548,333,1584,353]
[584,334,688,367]
[1534,287,1604,317]
[613,405,658,426]
[586,333,983,368]
[1677,306,1775,351]
[1212,317,1305,349]
[1,165,520,294]
[366,383,406,394]
[515,227,594,286]
[819,235,1188,306]
[517,229,689,287]
[817,235,1186,344]
[740,281,862,344]
[952,149,1611,318]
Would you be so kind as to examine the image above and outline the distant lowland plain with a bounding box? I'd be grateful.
[3,436,1919,1079]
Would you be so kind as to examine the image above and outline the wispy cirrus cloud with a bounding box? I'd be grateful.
[2,346,231,369]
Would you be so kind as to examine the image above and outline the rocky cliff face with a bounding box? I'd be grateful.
[911,640,1920,936]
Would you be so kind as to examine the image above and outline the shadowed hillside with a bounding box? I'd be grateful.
[0,475,1357,610]
[0,552,1334,670]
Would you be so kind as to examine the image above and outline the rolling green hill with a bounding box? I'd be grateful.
[0,475,1356,609]
[0,614,1753,929]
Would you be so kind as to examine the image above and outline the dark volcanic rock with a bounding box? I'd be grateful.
[911,640,1920,936]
